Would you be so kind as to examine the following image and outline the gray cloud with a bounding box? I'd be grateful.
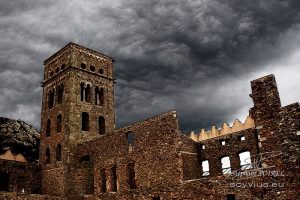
[0,0,299,132]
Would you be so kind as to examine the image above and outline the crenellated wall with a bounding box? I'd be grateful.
[190,115,255,142]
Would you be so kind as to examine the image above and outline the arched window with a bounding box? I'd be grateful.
[48,89,55,109]
[100,168,107,193]
[85,84,91,103]
[111,166,117,192]
[45,147,51,164]
[95,87,99,105]
[221,156,231,174]
[46,119,51,137]
[127,163,136,189]
[239,151,252,170]
[82,112,89,131]
[99,88,104,106]
[56,84,64,104]
[57,114,62,133]
[80,83,85,101]
[202,160,210,176]
[99,116,105,135]
[95,87,104,106]
[56,144,62,161]
[126,131,134,145]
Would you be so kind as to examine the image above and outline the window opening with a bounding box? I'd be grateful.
[239,151,252,170]
[127,163,136,189]
[221,156,231,174]
[98,116,105,135]
[56,144,62,161]
[202,160,210,176]
[82,112,89,131]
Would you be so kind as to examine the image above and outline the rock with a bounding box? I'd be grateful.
[0,117,40,162]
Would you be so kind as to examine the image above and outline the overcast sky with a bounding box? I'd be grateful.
[0,0,299,133]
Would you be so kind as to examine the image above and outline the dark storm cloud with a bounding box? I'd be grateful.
[0,0,299,132]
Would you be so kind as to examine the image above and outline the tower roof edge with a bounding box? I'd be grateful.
[43,42,115,65]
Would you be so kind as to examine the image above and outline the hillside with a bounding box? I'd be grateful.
[0,117,40,162]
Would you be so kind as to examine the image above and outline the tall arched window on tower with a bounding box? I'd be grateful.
[57,114,62,133]
[80,83,85,101]
[46,119,51,137]
[127,163,136,189]
[99,88,104,106]
[45,147,51,164]
[95,87,104,106]
[221,156,231,174]
[82,112,89,131]
[98,116,105,135]
[56,84,64,104]
[56,144,62,161]
[85,84,91,103]
[48,89,55,109]
[95,87,99,105]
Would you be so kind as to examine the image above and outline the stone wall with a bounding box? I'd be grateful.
[0,159,40,194]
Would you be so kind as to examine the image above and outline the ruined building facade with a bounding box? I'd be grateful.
[0,43,299,200]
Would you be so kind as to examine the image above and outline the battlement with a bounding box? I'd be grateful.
[189,115,255,141]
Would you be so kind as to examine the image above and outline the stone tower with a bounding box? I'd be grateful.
[39,43,115,196]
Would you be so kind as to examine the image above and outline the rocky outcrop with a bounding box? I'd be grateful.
[0,117,40,162]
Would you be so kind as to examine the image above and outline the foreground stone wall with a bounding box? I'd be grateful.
[71,111,183,197]
[0,159,40,194]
